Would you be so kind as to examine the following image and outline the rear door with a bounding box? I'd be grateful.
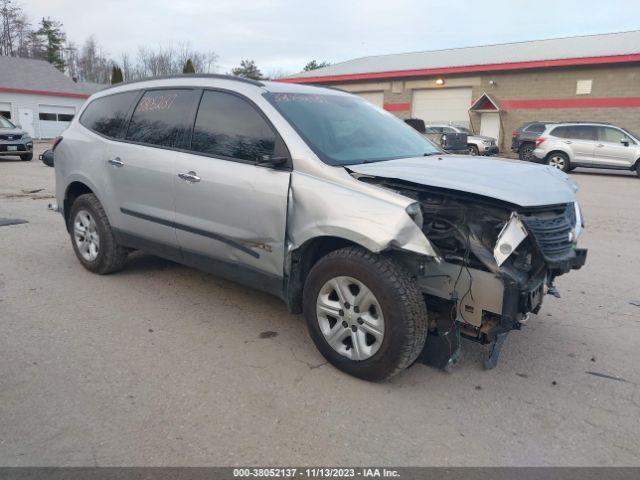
[173,89,291,284]
[557,125,596,164]
[594,126,637,168]
[106,88,200,251]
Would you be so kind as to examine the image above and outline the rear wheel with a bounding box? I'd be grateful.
[547,152,570,172]
[518,143,535,161]
[20,153,33,161]
[303,247,428,381]
[69,193,128,274]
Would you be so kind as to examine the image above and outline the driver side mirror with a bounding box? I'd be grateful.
[620,138,630,147]
[15,124,21,129]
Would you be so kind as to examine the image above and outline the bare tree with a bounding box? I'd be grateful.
[0,0,25,56]
[78,36,111,83]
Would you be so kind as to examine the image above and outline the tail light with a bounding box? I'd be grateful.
[535,137,546,147]
[512,130,518,137]
[52,136,63,151]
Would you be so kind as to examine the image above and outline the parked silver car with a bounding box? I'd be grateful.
[532,122,640,176]
[54,75,587,380]
[425,124,499,156]
[0,115,33,161]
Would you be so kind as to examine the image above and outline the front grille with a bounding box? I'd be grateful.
[0,134,22,140]
[521,204,575,262]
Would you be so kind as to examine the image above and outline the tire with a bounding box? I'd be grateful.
[20,153,33,161]
[518,143,535,161]
[547,152,570,172]
[303,247,428,381]
[68,193,128,274]
[468,145,480,156]
[635,162,640,178]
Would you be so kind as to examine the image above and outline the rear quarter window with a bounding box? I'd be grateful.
[125,89,199,148]
[80,91,140,138]
[525,123,547,133]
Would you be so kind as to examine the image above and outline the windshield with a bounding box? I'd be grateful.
[265,92,440,165]
[0,116,15,129]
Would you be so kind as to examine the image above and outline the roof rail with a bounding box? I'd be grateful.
[101,73,264,91]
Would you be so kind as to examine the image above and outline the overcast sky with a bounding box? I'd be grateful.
[21,0,640,75]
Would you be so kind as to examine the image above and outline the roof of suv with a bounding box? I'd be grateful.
[97,74,346,97]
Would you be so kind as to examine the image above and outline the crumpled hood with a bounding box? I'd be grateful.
[348,155,577,207]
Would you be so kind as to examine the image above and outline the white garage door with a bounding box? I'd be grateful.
[354,91,384,108]
[411,88,472,127]
[38,104,76,138]
[0,101,12,120]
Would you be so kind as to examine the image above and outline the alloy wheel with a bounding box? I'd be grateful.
[316,276,385,361]
[73,209,100,262]
[548,155,566,170]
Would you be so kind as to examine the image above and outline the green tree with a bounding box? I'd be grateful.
[303,60,331,71]
[182,58,195,74]
[231,59,263,80]
[36,17,66,71]
[110,65,123,84]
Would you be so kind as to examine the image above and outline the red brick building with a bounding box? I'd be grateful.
[281,30,640,152]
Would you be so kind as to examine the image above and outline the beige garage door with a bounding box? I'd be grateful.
[411,88,472,127]
[354,91,384,108]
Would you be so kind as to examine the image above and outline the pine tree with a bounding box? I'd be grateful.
[182,58,195,74]
[231,60,263,80]
[110,65,123,84]
[36,17,66,71]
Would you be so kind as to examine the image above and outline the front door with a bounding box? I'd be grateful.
[173,90,290,283]
[18,108,35,138]
[594,126,637,168]
[105,88,200,251]
[480,112,500,142]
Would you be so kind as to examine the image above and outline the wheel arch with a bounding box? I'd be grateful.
[63,181,95,230]
[284,235,368,314]
[545,149,570,161]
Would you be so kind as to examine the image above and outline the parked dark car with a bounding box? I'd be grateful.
[511,121,556,160]
[404,118,469,155]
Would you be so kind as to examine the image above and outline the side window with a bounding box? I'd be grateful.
[441,127,455,133]
[527,123,546,134]
[550,126,569,138]
[80,91,139,138]
[573,126,596,141]
[125,89,198,148]
[598,127,633,144]
[191,91,277,162]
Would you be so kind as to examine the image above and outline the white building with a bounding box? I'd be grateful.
[0,56,103,139]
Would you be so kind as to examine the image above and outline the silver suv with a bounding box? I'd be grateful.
[532,122,640,176]
[55,75,587,380]
[425,124,499,156]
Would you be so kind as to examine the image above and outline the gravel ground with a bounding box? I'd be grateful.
[1,143,639,466]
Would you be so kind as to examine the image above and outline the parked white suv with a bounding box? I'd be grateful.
[54,74,587,380]
[532,122,640,176]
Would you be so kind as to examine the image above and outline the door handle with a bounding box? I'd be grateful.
[596,143,605,148]
[563,140,573,144]
[178,171,201,183]
[108,157,124,167]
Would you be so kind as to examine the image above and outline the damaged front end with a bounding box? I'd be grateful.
[359,177,587,370]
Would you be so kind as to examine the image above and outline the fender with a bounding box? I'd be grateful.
[287,171,438,259]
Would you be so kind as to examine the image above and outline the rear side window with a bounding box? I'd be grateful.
[80,91,139,138]
[191,90,276,161]
[126,89,198,148]
[551,125,596,140]
[526,123,546,133]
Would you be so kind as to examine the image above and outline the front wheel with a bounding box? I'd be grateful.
[468,145,480,156]
[68,193,128,274]
[547,152,570,172]
[303,247,428,381]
